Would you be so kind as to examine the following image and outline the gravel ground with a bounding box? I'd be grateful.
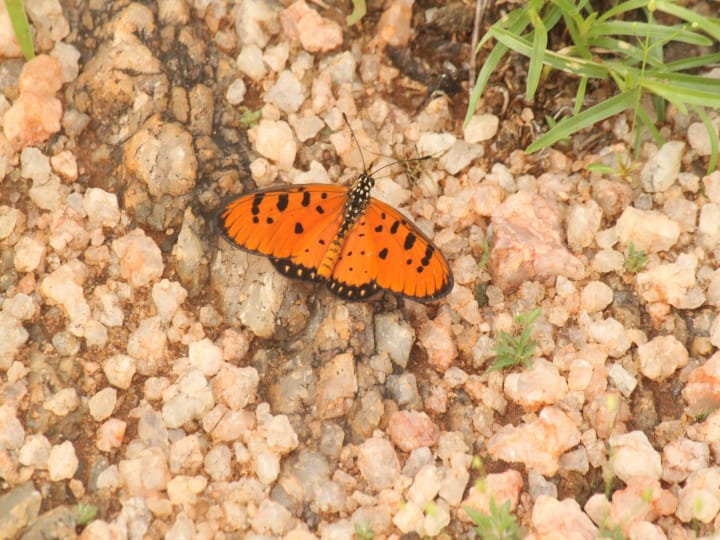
[1,1,720,539]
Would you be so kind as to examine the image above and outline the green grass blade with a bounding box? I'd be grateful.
[527,89,638,152]
[665,52,720,72]
[641,78,720,110]
[693,106,719,174]
[490,26,609,79]
[4,0,34,60]
[526,7,548,99]
[598,0,652,23]
[465,44,511,128]
[656,0,720,42]
[346,0,366,25]
[590,21,713,46]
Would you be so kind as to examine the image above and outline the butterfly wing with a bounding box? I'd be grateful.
[326,197,453,302]
[218,184,347,276]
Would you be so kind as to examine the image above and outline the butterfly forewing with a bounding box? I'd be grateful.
[219,184,346,261]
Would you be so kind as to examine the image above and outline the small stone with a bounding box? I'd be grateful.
[0,313,29,370]
[88,387,117,421]
[236,44,267,81]
[248,119,297,171]
[226,78,246,105]
[188,338,223,377]
[637,335,688,381]
[265,70,306,113]
[682,351,720,415]
[662,438,710,483]
[47,441,79,481]
[699,203,720,248]
[387,410,440,452]
[127,317,167,375]
[376,0,413,47]
[280,0,343,53]
[580,281,613,313]
[166,475,207,506]
[567,200,603,251]
[610,431,662,483]
[417,132,456,156]
[418,311,457,372]
[18,434,51,468]
[204,444,232,481]
[96,418,126,452]
[374,313,415,368]
[462,470,523,518]
[607,363,637,397]
[251,499,292,535]
[357,437,401,491]
[503,358,568,411]
[40,261,90,337]
[641,141,684,192]
[83,188,120,228]
[151,279,187,323]
[213,365,259,411]
[636,253,704,309]
[289,114,323,142]
[43,388,79,417]
[616,206,680,252]
[112,229,164,288]
[0,404,25,450]
[103,354,136,389]
[588,317,631,358]
[464,113,499,143]
[316,352,357,419]
[531,496,597,538]
[675,467,720,523]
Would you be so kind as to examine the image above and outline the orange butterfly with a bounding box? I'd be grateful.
[218,169,453,302]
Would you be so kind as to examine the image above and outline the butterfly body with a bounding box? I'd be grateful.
[219,172,453,302]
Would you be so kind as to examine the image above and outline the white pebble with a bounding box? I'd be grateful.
[103,354,137,389]
[88,387,117,421]
[48,441,79,481]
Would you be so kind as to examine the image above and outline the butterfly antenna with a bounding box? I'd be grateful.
[342,112,368,172]
[369,154,431,178]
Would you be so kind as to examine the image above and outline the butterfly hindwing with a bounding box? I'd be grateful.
[361,197,453,301]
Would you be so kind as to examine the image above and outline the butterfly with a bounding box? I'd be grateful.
[218,168,454,303]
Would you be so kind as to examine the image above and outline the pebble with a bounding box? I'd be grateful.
[251,499,292,535]
[682,351,720,415]
[236,44,267,80]
[0,313,29,369]
[641,141,685,192]
[503,358,568,410]
[316,352,357,419]
[123,118,197,197]
[47,441,79,481]
[374,313,415,368]
[462,470,523,518]
[39,261,90,337]
[83,187,120,228]
[487,407,581,476]
[96,418,126,452]
[490,192,585,292]
[88,387,117,421]
[675,467,720,523]
[703,170,720,203]
[213,365,259,411]
[166,475,207,505]
[43,388,80,417]
[225,78,246,106]
[464,113,499,143]
[118,447,170,496]
[103,354,136,389]
[615,206,680,252]
[530,496,597,538]
[127,316,167,375]
[417,311,457,372]
[610,431,662,483]
[607,363,637,397]
[248,119,297,170]
[567,200,603,250]
[2,55,63,150]
[357,437,401,491]
[417,132,456,156]
[588,317,631,357]
[440,140,484,175]
[661,438,710,483]
[0,484,42,539]
[377,0,413,47]
[637,335,688,381]
[699,203,720,248]
[265,70,306,113]
[580,281,613,313]
[235,0,279,48]
[111,229,164,288]
[280,0,343,53]
[18,434,51,468]
[387,410,440,452]
[385,373,422,410]
[636,253,705,309]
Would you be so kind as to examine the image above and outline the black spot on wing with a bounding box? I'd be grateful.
[294,222,304,234]
[403,233,416,250]
[379,248,388,260]
[277,193,289,212]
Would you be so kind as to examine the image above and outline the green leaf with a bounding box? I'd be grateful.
[4,0,34,60]
[346,0,366,26]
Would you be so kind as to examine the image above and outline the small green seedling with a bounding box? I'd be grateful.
[4,0,35,60]
[76,503,97,526]
[354,520,374,540]
[238,107,262,128]
[347,0,367,25]
[465,496,521,540]
[624,242,648,273]
[489,308,541,373]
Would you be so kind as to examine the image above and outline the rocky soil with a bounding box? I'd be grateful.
[1,1,720,539]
